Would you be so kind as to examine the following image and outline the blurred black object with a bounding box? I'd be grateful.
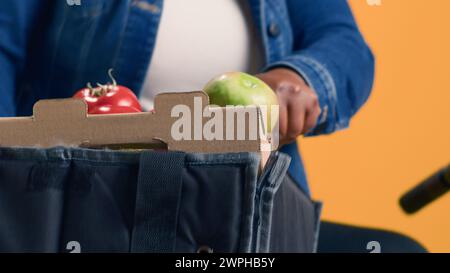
[400,164,450,214]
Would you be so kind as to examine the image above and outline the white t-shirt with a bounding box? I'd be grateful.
[139,0,264,110]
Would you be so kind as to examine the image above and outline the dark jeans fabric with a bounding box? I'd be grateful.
[1,147,319,253]
[318,222,428,253]
[270,175,321,253]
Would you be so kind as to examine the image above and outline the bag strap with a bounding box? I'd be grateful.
[131,151,186,252]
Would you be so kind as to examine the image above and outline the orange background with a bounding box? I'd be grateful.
[300,0,450,252]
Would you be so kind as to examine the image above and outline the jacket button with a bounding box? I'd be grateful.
[268,22,281,37]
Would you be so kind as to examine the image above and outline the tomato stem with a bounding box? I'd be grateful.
[85,69,117,97]
[108,68,117,86]
[86,82,105,97]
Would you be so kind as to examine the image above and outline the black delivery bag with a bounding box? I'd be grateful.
[0,147,321,253]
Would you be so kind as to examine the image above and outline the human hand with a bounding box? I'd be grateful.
[256,68,321,145]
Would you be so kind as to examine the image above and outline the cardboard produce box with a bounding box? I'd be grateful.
[0,91,275,163]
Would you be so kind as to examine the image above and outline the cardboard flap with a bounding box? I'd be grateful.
[0,91,275,153]
[33,99,88,121]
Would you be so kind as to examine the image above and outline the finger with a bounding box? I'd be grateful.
[302,92,321,134]
[286,95,306,140]
[303,105,321,134]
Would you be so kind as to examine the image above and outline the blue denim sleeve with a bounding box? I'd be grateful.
[266,0,375,135]
[0,0,46,117]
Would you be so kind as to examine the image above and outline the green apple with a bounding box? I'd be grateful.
[203,72,279,132]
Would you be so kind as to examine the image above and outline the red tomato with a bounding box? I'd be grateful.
[73,69,142,114]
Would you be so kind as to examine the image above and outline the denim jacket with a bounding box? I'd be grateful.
[0,0,374,195]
